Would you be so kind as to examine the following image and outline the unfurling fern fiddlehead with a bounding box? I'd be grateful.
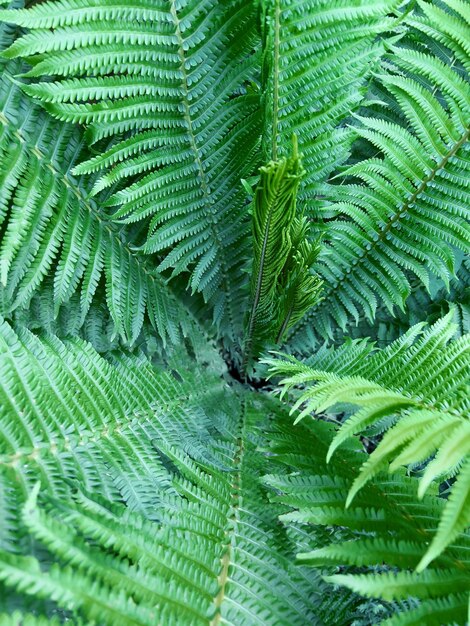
[242,136,323,373]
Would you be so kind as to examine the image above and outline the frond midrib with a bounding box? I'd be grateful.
[169,0,237,337]
[271,0,280,160]
[4,109,205,335]
[210,394,247,626]
[0,378,223,467]
[242,180,281,370]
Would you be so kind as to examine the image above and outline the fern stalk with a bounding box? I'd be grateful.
[210,397,247,626]
[276,307,293,344]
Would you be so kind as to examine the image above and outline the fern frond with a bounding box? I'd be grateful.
[275,216,324,343]
[0,319,357,625]
[289,0,470,345]
[243,138,323,370]
[0,315,224,547]
[0,58,195,347]
[322,257,470,351]
[0,0,262,336]
[262,0,399,197]
[0,1,468,623]
[266,313,470,567]
[0,614,79,626]
[249,141,305,341]
[263,406,470,625]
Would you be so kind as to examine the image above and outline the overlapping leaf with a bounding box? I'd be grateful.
[266,313,470,568]
[0,0,262,337]
[0,55,193,346]
[0,318,357,624]
[264,407,470,626]
[290,0,470,346]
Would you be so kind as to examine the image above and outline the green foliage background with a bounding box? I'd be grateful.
[0,0,468,624]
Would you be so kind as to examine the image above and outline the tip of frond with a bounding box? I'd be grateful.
[417,478,431,500]
[323,574,347,586]
[0,10,16,22]
[0,71,21,86]
[70,163,86,176]
[241,178,254,196]
[416,549,434,573]
[345,488,358,509]
[326,445,336,464]
[23,482,41,518]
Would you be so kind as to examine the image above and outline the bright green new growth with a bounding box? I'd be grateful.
[275,215,323,343]
[244,137,323,369]
[0,0,468,624]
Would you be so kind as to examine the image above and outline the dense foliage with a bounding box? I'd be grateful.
[0,0,468,624]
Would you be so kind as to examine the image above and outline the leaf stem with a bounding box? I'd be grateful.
[242,204,273,376]
[276,305,293,345]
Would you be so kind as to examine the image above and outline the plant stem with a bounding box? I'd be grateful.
[243,0,282,376]
[242,208,273,376]
[276,306,293,345]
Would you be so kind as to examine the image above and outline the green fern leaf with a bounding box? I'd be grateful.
[418,457,470,572]
[243,138,323,369]
[0,318,356,625]
[264,407,470,625]
[289,0,470,345]
[0,0,262,335]
[266,313,470,566]
[261,0,399,197]
[0,614,77,626]
[0,59,194,347]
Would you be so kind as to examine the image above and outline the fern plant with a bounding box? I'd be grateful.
[263,410,470,626]
[0,0,262,345]
[287,0,470,349]
[265,312,470,569]
[0,49,192,347]
[0,0,468,624]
